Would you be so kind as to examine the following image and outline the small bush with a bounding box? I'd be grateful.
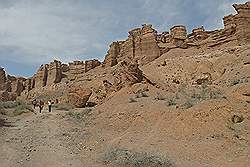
[0,101,34,116]
[154,93,166,100]
[66,108,92,120]
[209,90,226,99]
[181,99,194,109]
[103,148,175,167]
[0,101,19,109]
[141,92,149,97]
[230,79,240,86]
[129,97,137,103]
[135,91,149,98]
[13,102,34,116]
[53,103,74,111]
[166,99,177,106]
[67,111,82,119]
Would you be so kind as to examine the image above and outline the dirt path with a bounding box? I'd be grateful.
[0,109,87,167]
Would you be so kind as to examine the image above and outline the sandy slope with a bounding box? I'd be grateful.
[0,109,97,167]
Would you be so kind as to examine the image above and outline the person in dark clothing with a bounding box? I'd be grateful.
[32,99,37,109]
[39,100,44,113]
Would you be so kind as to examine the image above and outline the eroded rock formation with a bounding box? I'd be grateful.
[47,60,62,86]
[103,24,160,67]
[67,86,92,107]
[0,67,7,91]
[33,64,48,88]
[0,2,249,106]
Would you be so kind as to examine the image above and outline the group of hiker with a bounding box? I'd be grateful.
[32,99,54,113]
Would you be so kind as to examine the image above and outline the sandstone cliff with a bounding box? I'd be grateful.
[0,2,249,107]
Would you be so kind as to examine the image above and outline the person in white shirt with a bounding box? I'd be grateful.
[48,100,52,112]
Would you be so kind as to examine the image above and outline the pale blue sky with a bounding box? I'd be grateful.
[0,0,247,77]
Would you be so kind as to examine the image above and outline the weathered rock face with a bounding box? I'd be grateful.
[103,24,160,66]
[0,67,7,91]
[223,15,236,32]
[7,75,25,96]
[47,60,62,86]
[170,25,187,47]
[233,2,250,44]
[103,42,120,67]
[107,61,144,91]
[1,2,249,105]
[0,91,16,102]
[24,78,32,91]
[33,64,48,88]
[67,86,92,107]
[68,59,101,80]
[85,59,101,72]
[140,24,161,65]
[120,28,142,62]
[170,25,187,40]
[190,27,209,41]
[68,61,85,80]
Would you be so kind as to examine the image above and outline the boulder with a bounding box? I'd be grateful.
[112,61,144,91]
[67,86,92,107]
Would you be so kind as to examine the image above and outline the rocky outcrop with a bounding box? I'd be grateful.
[67,86,92,107]
[68,61,85,80]
[103,61,144,92]
[168,25,187,48]
[103,24,161,67]
[33,64,48,88]
[1,2,249,105]
[0,67,7,91]
[85,59,101,72]
[68,59,101,80]
[233,2,250,44]
[140,24,161,65]
[223,15,236,36]
[47,60,62,86]
[0,91,16,102]
[0,68,24,100]
[103,42,120,67]
[24,78,32,91]
[7,75,25,96]
[189,27,209,41]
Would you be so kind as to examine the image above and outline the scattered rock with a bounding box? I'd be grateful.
[231,114,244,123]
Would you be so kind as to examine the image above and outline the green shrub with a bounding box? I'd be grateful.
[135,91,149,98]
[181,99,195,109]
[103,148,175,167]
[209,90,226,99]
[154,93,166,100]
[0,101,34,116]
[66,109,92,120]
[0,101,19,109]
[53,103,74,111]
[67,111,82,119]
[166,99,177,106]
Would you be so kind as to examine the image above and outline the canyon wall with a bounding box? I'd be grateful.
[0,2,249,102]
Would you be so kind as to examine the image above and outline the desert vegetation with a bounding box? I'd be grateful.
[103,148,175,167]
[0,100,34,116]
